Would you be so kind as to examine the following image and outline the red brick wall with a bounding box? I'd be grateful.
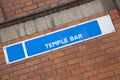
[0,8,4,23]
[0,0,77,23]
[0,9,120,80]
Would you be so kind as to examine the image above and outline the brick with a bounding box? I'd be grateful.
[13,12,28,19]
[63,53,77,62]
[92,49,106,58]
[5,11,15,17]
[114,69,120,75]
[14,67,30,76]
[89,76,97,80]
[28,69,43,78]
[94,60,110,69]
[106,47,115,53]
[79,17,89,23]
[77,49,91,57]
[32,75,41,80]
[16,63,25,69]
[2,66,17,75]
[11,4,23,10]
[13,0,20,5]
[82,54,92,61]
[1,74,9,80]
[0,49,3,54]
[54,58,62,63]
[23,4,38,11]
[110,58,119,64]
[43,66,52,72]
[68,57,82,65]
[98,71,114,79]
[2,2,12,8]
[69,75,83,80]
[0,64,7,70]
[39,60,54,68]
[115,46,120,51]
[104,53,117,60]
[112,75,120,80]
[79,45,86,50]
[116,39,120,45]
[64,47,78,55]
[110,14,120,19]
[98,67,108,73]
[110,34,120,41]
[80,59,95,67]
[9,72,14,78]
[108,63,120,71]
[0,58,6,65]
[30,65,38,71]
[47,77,55,80]
[16,9,23,14]
[44,28,53,34]
[85,65,94,71]
[38,1,45,7]
[25,59,39,67]
[19,74,27,80]
[26,1,33,6]
[113,18,120,24]
[52,62,68,70]
[57,67,65,73]
[110,9,119,15]
[49,52,64,59]
[65,63,79,72]
[95,56,104,63]
[20,0,29,3]
[102,37,111,43]
[46,0,58,4]
[100,42,116,49]
[71,67,85,75]
[55,72,71,80]
[83,70,97,78]
[41,70,56,79]
[115,23,120,29]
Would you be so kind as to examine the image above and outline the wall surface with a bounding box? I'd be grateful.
[0,0,85,23]
[115,0,120,9]
[0,0,73,21]
[0,0,114,43]
[0,8,120,80]
[0,0,120,80]
[0,0,119,24]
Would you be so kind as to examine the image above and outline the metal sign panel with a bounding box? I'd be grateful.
[3,15,115,64]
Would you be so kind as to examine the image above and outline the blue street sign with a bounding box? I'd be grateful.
[5,43,25,63]
[25,20,101,56]
[4,20,102,64]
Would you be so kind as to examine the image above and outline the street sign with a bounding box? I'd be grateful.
[3,15,115,64]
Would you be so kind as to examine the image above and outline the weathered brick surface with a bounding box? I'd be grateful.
[0,9,120,80]
[0,0,78,23]
[0,8,4,23]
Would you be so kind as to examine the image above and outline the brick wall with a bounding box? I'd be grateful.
[0,8,4,23]
[0,9,120,80]
[0,0,80,23]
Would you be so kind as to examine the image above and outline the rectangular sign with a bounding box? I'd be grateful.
[3,15,115,64]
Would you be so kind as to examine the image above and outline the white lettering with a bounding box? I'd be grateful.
[70,34,83,41]
[45,38,68,49]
